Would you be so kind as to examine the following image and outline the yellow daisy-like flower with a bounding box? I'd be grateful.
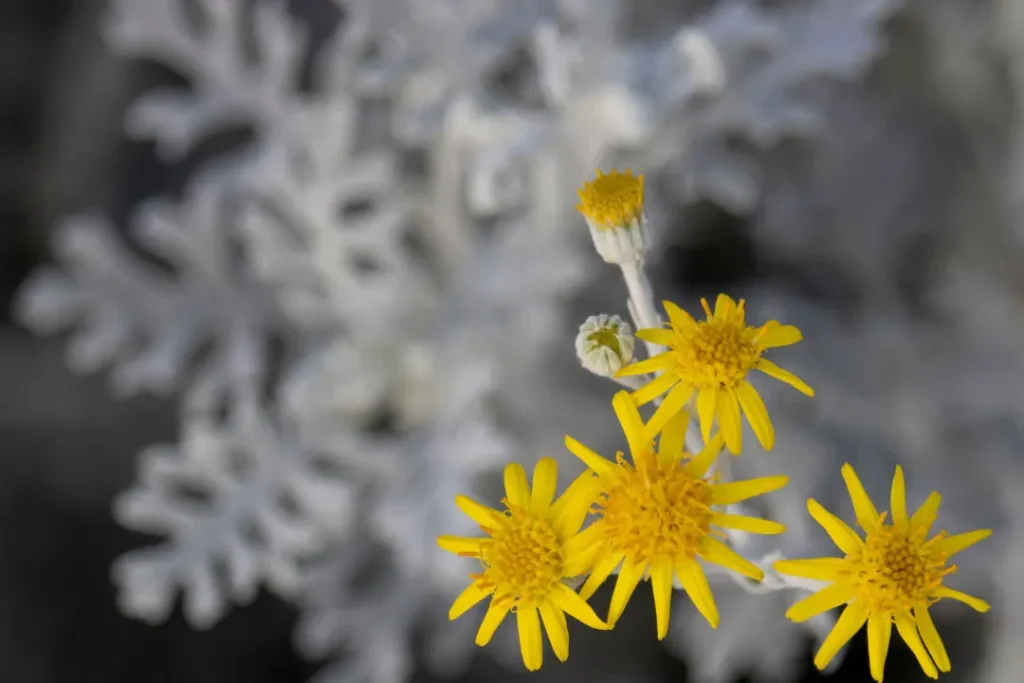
[618,293,813,454]
[562,391,789,638]
[575,169,647,264]
[774,463,992,681]
[437,458,610,671]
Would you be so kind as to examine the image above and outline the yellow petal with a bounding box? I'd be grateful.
[517,606,544,671]
[894,610,939,679]
[644,382,694,440]
[684,433,725,479]
[867,613,892,682]
[614,390,651,460]
[539,601,569,662]
[786,582,854,622]
[531,457,558,514]
[564,435,616,479]
[700,297,714,319]
[735,381,775,451]
[608,560,645,626]
[455,495,504,529]
[841,463,880,531]
[632,371,678,406]
[578,551,622,601]
[696,386,718,443]
[813,602,869,671]
[676,558,719,628]
[636,327,675,346]
[663,300,699,331]
[503,462,530,507]
[773,557,845,582]
[475,600,509,646]
[699,537,763,580]
[437,535,483,557]
[550,472,600,540]
[449,582,491,620]
[933,529,991,557]
[561,524,604,576]
[807,498,863,555]
[756,358,814,396]
[935,587,990,612]
[711,475,789,505]
[651,558,675,640]
[909,491,942,538]
[713,293,736,321]
[717,387,743,454]
[914,606,950,672]
[658,408,689,463]
[552,582,610,630]
[756,321,803,349]
[615,353,674,377]
[891,465,908,526]
[712,512,785,535]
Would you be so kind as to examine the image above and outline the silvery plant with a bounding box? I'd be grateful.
[13,0,916,682]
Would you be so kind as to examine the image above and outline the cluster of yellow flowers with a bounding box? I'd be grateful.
[437,170,991,680]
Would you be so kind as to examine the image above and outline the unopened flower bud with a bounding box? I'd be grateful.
[575,314,635,377]
[575,169,647,264]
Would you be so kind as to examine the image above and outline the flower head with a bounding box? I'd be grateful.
[618,294,813,454]
[438,458,610,670]
[563,391,789,638]
[575,169,647,264]
[576,314,635,377]
[774,464,992,682]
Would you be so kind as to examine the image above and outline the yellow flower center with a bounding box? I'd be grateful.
[597,453,713,565]
[587,326,623,356]
[477,505,563,608]
[672,320,759,388]
[843,523,954,613]
[576,169,644,231]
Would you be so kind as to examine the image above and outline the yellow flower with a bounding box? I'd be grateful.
[575,169,647,264]
[437,458,610,671]
[618,293,812,454]
[774,463,992,681]
[562,391,789,638]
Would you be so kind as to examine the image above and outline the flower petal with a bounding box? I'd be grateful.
[614,391,651,460]
[932,529,992,557]
[696,386,718,443]
[550,473,600,540]
[914,606,950,672]
[552,582,610,630]
[651,558,674,639]
[699,537,763,580]
[517,606,544,671]
[636,327,675,346]
[676,558,719,628]
[531,457,558,514]
[564,435,616,479]
[663,300,698,331]
[841,463,880,531]
[894,610,939,679]
[503,462,530,507]
[735,381,775,451]
[616,353,674,377]
[578,551,622,601]
[756,358,814,396]
[539,601,569,662]
[712,512,785,535]
[813,602,869,671]
[475,600,509,646]
[561,524,604,575]
[632,371,678,406]
[437,535,483,557]
[608,560,645,626]
[644,382,694,441]
[935,586,990,612]
[891,465,908,526]
[713,293,736,322]
[449,582,490,620]
[867,612,892,682]
[773,557,845,582]
[756,322,803,349]
[717,387,743,454]
[807,498,863,555]
[684,434,725,479]
[455,495,505,529]
[711,475,789,505]
[658,408,690,463]
[786,582,854,623]
[909,491,942,538]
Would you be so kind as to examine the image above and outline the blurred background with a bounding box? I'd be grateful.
[1,0,1019,682]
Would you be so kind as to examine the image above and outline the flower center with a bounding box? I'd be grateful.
[587,326,623,356]
[673,321,759,388]
[576,170,644,231]
[477,505,563,607]
[597,453,713,565]
[844,525,954,613]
